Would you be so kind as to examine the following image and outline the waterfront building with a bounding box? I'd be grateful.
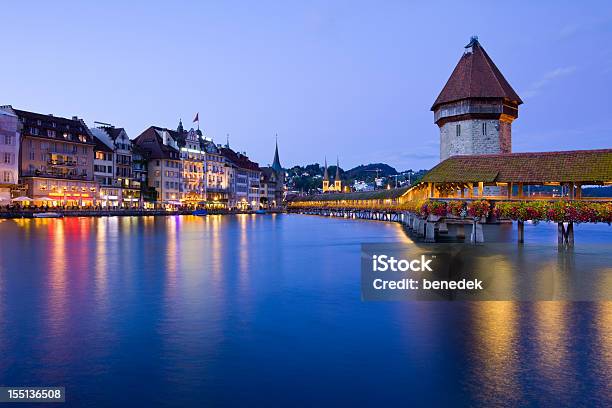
[322,157,342,193]
[432,36,522,161]
[131,143,150,206]
[91,124,141,207]
[0,107,21,201]
[133,126,182,208]
[220,146,261,210]
[202,138,229,208]
[179,127,206,206]
[6,107,97,206]
[92,135,119,207]
[259,140,284,208]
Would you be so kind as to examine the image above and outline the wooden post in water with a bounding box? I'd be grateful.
[558,222,565,249]
[517,220,524,244]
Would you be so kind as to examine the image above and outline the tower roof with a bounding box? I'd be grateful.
[431,37,522,111]
[335,158,341,180]
[323,158,329,181]
[271,137,282,173]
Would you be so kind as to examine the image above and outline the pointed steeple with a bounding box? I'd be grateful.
[271,135,283,173]
[335,157,341,180]
[177,119,184,134]
[323,157,329,181]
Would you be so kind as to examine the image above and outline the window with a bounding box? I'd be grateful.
[30,127,39,135]
[47,130,56,138]
[3,171,11,183]
[4,135,12,145]
[482,122,487,135]
[29,151,35,160]
[456,124,461,137]
[4,153,11,164]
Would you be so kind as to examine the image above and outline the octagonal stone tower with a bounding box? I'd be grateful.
[432,37,523,161]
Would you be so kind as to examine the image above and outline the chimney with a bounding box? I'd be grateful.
[72,116,78,121]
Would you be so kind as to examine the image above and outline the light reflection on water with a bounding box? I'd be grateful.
[0,215,609,406]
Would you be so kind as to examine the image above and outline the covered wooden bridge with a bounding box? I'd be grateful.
[287,149,612,247]
[411,149,612,201]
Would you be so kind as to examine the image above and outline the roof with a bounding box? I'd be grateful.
[132,126,180,160]
[421,149,612,184]
[150,126,186,147]
[101,126,125,141]
[10,107,95,144]
[288,186,411,202]
[271,140,282,173]
[220,147,260,171]
[431,38,522,110]
[93,135,113,153]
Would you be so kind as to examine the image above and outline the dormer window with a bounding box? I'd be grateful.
[37,120,42,126]
[47,130,56,138]
[52,122,56,128]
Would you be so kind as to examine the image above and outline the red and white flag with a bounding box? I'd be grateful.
[193,113,199,123]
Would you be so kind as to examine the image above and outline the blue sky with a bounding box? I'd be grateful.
[1,1,611,171]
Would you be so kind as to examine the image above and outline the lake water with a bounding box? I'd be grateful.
[0,214,610,406]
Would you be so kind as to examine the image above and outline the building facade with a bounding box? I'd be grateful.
[93,136,118,207]
[432,37,522,161]
[220,147,261,210]
[179,127,206,206]
[0,107,20,201]
[8,107,97,205]
[133,126,182,208]
[202,139,229,208]
[259,140,284,208]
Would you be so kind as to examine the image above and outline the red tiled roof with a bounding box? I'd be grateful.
[421,149,612,184]
[431,40,522,110]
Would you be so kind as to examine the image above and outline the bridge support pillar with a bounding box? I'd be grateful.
[438,222,448,234]
[557,222,575,250]
[425,222,436,242]
[417,219,425,237]
[470,222,484,244]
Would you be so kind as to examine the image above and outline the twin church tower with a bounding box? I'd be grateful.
[432,36,522,161]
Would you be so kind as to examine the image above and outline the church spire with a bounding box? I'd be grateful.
[335,157,341,180]
[323,157,329,181]
[177,118,184,134]
[271,134,282,173]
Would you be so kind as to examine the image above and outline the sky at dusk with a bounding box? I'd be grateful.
[1,1,611,171]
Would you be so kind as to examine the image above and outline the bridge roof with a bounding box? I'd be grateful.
[288,186,411,202]
[421,149,612,184]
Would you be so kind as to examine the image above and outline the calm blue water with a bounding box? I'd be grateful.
[0,215,610,407]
